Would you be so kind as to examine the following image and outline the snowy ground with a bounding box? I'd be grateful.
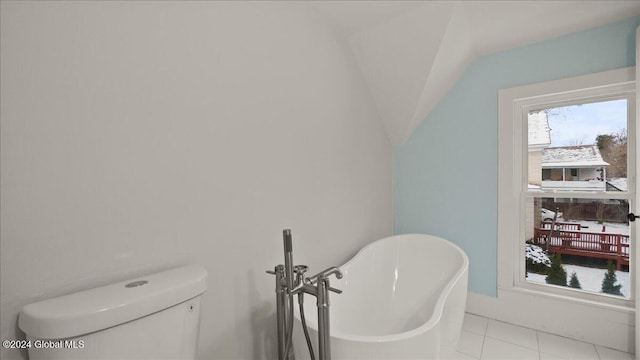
[527,265,630,298]
[566,219,630,235]
[527,219,630,298]
[547,217,629,235]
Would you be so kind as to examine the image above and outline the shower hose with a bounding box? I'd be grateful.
[282,292,316,360]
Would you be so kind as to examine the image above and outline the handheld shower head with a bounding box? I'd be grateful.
[283,229,292,253]
[282,229,294,293]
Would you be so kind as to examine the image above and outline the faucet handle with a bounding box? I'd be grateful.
[317,275,343,295]
[294,265,309,275]
[265,264,285,276]
[293,265,309,286]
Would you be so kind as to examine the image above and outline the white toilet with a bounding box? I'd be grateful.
[19,264,207,359]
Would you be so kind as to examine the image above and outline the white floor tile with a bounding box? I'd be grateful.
[480,337,539,360]
[463,313,489,336]
[540,352,566,360]
[537,332,599,360]
[485,319,538,351]
[457,330,484,359]
[441,350,481,360]
[595,345,635,360]
[456,313,635,360]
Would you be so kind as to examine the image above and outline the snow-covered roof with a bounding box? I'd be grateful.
[542,145,609,168]
[528,111,551,149]
[607,178,628,191]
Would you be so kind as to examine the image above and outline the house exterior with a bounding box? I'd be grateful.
[541,145,609,192]
[527,111,610,192]
[525,112,611,240]
[528,111,551,188]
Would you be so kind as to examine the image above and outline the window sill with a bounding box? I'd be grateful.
[499,284,634,313]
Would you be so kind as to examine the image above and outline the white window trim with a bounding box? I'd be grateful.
[635,23,640,360]
[516,86,636,307]
[488,67,637,352]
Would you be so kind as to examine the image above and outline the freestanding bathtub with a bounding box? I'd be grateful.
[292,234,469,359]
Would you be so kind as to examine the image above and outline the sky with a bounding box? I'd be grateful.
[545,99,627,147]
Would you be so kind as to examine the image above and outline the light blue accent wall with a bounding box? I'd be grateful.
[393,16,639,297]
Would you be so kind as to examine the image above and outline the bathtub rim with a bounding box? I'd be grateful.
[294,233,469,344]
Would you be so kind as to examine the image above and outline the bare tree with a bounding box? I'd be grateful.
[597,129,627,178]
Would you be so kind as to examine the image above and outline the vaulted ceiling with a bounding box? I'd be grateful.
[310,1,640,145]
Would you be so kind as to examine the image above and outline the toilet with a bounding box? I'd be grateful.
[19,265,207,359]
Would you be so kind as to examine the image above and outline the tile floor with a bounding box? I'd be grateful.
[449,313,635,360]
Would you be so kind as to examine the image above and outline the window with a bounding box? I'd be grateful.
[498,67,636,308]
[525,99,633,300]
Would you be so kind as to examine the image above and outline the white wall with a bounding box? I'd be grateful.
[0,2,392,359]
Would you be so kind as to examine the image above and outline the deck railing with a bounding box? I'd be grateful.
[539,222,581,231]
[533,226,629,270]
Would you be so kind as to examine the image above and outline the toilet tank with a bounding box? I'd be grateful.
[19,265,207,360]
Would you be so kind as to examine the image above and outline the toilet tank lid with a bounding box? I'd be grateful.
[19,264,207,339]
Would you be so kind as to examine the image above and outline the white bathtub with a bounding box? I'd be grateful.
[293,234,469,359]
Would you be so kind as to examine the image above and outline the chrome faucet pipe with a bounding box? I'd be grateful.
[275,265,287,359]
[317,276,332,360]
[291,278,318,297]
[266,264,288,359]
[308,267,343,284]
[291,265,317,296]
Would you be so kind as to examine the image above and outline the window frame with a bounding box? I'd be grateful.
[498,67,636,309]
[570,168,578,178]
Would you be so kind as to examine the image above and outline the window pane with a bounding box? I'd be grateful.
[527,99,628,192]
[525,197,630,298]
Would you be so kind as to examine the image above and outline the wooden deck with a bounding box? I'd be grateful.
[532,222,629,270]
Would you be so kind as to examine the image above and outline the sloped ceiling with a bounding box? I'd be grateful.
[310,1,640,145]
